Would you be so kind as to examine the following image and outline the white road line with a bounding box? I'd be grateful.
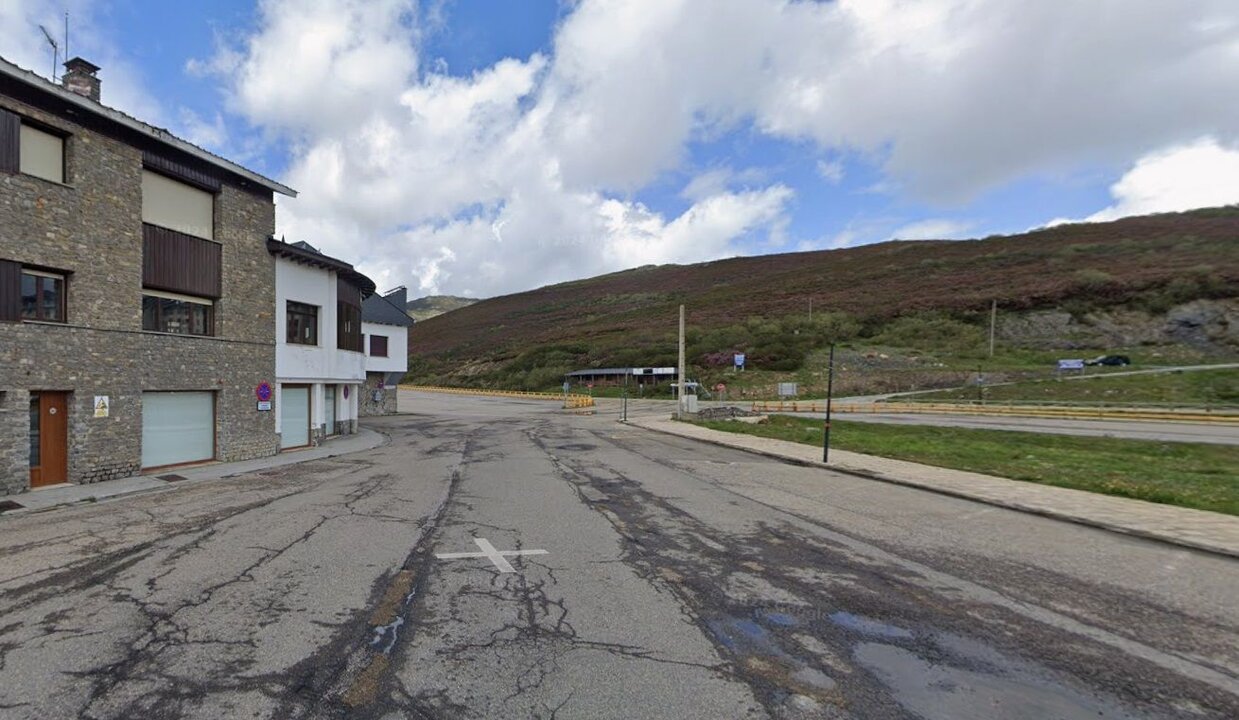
[435,537,549,573]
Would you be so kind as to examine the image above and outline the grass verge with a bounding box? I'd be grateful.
[694,415,1239,516]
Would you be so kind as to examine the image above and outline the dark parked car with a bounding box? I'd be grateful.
[1085,354,1131,367]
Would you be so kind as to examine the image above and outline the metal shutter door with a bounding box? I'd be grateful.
[281,386,310,449]
[142,392,214,468]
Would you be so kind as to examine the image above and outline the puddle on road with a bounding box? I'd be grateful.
[708,617,790,658]
[707,615,845,706]
[829,611,914,640]
[757,610,799,627]
[791,666,837,691]
[370,615,405,654]
[366,569,419,656]
[854,642,1146,720]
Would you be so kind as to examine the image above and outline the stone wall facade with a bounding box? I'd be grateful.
[0,91,280,495]
[361,372,399,416]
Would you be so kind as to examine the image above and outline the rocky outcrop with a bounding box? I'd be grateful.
[998,299,1237,351]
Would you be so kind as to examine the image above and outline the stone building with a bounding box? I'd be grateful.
[0,56,296,495]
[361,286,413,416]
[269,238,375,448]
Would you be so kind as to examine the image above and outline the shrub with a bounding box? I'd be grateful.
[872,313,985,354]
[1073,269,1116,289]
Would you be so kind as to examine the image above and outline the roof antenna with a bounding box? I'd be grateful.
[39,24,59,81]
[64,12,70,62]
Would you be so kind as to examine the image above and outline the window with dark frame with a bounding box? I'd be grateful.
[19,269,66,323]
[370,335,389,357]
[337,302,362,352]
[142,293,214,336]
[287,301,319,345]
[0,109,67,184]
[19,122,66,184]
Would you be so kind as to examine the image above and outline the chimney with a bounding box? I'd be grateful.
[384,285,408,310]
[62,57,101,102]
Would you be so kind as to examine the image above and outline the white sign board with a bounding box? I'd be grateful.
[93,396,110,418]
[256,400,272,411]
[734,353,746,368]
[1057,359,1085,371]
[777,382,798,397]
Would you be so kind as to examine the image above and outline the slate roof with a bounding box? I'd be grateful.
[266,237,376,295]
[0,55,296,197]
[363,291,415,328]
[566,367,675,377]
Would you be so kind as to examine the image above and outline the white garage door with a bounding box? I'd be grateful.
[281,385,310,449]
[142,392,215,469]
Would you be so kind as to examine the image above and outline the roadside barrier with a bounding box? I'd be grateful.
[401,385,596,409]
[749,401,1239,425]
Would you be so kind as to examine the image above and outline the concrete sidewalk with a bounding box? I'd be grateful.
[629,417,1239,559]
[0,428,386,517]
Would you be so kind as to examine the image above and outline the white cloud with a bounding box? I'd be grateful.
[177,108,228,151]
[816,158,844,184]
[890,219,974,241]
[223,0,419,135]
[198,0,801,297]
[680,165,769,202]
[196,0,1239,297]
[1085,138,1239,221]
[0,0,182,133]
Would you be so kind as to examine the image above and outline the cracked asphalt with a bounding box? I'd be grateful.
[0,391,1236,719]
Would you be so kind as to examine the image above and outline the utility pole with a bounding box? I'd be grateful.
[989,299,997,358]
[677,304,686,420]
[622,370,629,423]
[823,343,835,463]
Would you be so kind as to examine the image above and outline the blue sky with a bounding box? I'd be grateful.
[4,0,1237,298]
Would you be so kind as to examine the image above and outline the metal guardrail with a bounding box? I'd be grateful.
[749,401,1239,425]
[402,385,596,409]
[901,398,1239,410]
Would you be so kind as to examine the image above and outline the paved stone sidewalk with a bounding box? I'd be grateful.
[0,428,387,517]
[629,417,1239,559]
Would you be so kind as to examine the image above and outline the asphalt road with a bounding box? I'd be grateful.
[0,391,1236,719]
[630,398,1239,445]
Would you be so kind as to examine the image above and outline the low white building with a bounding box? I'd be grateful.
[268,239,375,449]
[361,286,413,415]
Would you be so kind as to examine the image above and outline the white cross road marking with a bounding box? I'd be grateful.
[435,537,548,573]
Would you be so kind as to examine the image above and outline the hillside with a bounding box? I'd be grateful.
[406,295,479,322]
[407,208,1239,391]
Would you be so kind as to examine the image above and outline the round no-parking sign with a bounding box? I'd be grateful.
[256,382,273,402]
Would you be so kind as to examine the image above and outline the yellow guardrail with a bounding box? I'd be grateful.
[749,401,1239,425]
[401,385,596,409]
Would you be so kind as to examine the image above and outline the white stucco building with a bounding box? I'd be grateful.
[361,286,413,415]
[268,239,375,449]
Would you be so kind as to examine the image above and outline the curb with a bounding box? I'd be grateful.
[629,420,1239,561]
[1,427,390,520]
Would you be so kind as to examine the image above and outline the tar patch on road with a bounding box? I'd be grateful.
[536,429,1234,720]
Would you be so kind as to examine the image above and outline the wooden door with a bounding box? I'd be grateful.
[30,392,69,487]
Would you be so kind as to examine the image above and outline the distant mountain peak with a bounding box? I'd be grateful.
[406,295,480,321]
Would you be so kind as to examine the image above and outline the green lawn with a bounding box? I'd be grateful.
[908,368,1239,407]
[695,415,1239,515]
